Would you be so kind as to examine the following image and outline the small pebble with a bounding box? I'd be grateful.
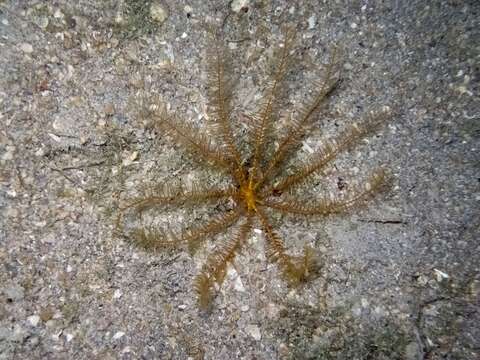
[245,324,261,340]
[265,303,280,319]
[231,0,249,13]
[27,315,41,327]
[104,103,115,116]
[51,332,61,342]
[361,298,369,308]
[53,9,64,19]
[20,43,33,53]
[234,276,245,292]
[112,331,125,340]
[113,289,122,299]
[184,5,193,15]
[150,2,168,23]
[122,151,138,166]
[434,268,449,282]
[40,307,54,322]
[4,285,24,302]
[37,17,49,29]
[240,305,249,312]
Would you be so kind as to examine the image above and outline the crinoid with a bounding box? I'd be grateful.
[116,27,391,309]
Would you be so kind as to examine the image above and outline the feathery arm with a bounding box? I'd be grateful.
[125,206,243,254]
[250,27,296,182]
[256,206,318,285]
[256,47,340,189]
[264,169,388,216]
[268,108,391,194]
[119,184,237,215]
[194,215,253,309]
[206,33,244,178]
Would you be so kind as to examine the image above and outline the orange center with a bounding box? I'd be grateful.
[240,178,257,212]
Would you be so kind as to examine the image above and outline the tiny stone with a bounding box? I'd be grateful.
[312,334,321,344]
[278,343,289,356]
[30,336,40,346]
[104,103,115,115]
[35,147,45,157]
[51,331,62,342]
[150,2,168,23]
[112,331,125,340]
[234,276,246,292]
[122,151,138,166]
[13,325,27,342]
[114,9,125,24]
[350,22,358,29]
[20,43,33,53]
[113,289,122,299]
[40,233,55,244]
[178,304,187,310]
[168,336,177,348]
[265,303,280,319]
[417,275,428,286]
[65,333,74,342]
[27,315,41,327]
[352,303,362,317]
[434,268,449,282]
[40,307,54,322]
[308,15,316,29]
[231,0,249,13]
[4,285,24,301]
[2,147,14,161]
[37,17,49,29]
[240,305,249,312]
[0,327,10,341]
[53,9,64,19]
[227,266,238,278]
[245,324,261,340]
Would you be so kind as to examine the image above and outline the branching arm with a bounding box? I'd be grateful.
[256,206,318,285]
[206,32,244,177]
[267,108,390,194]
[155,111,232,170]
[119,183,236,215]
[125,206,243,254]
[194,215,253,309]
[250,27,296,182]
[264,169,388,216]
[256,47,340,189]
